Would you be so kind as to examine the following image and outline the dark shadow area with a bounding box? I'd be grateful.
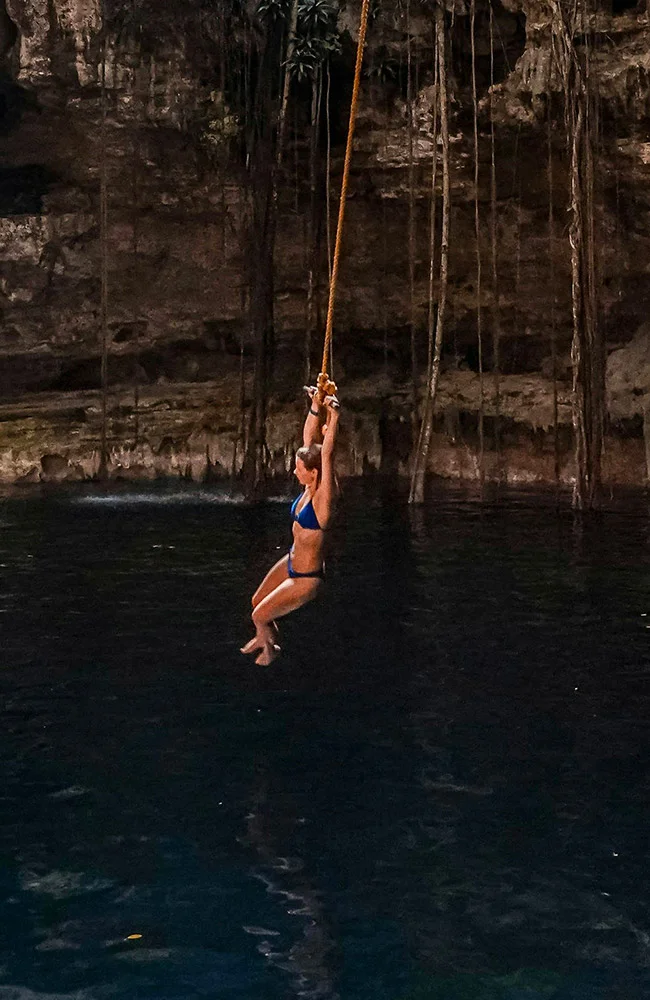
[609,413,644,439]
[0,0,16,59]
[0,0,29,134]
[451,0,527,95]
[0,164,59,215]
[0,354,64,399]
[611,0,643,13]
[0,72,36,137]
[439,408,573,455]
[48,339,244,393]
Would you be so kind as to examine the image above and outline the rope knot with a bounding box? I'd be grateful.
[317,372,337,400]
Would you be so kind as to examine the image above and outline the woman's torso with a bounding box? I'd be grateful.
[290,488,328,572]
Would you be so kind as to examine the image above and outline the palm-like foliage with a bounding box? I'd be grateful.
[256,0,341,80]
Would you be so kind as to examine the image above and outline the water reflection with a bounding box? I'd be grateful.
[244,769,339,999]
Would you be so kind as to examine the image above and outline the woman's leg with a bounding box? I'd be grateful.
[252,577,322,665]
[252,554,290,608]
[241,554,289,654]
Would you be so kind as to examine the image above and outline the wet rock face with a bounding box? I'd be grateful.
[0,0,648,486]
[0,0,17,58]
[6,0,99,85]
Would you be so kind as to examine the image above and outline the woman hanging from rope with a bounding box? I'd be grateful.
[239,0,368,669]
[241,388,340,666]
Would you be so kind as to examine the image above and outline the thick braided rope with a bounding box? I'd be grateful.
[321,0,371,378]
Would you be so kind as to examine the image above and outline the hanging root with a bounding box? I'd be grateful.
[409,4,450,504]
[549,0,604,508]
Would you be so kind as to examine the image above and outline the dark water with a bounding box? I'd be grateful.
[1,480,650,1000]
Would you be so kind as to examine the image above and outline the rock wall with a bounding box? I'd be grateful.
[0,0,648,488]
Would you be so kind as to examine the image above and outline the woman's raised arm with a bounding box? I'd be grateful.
[302,386,323,448]
[317,396,340,517]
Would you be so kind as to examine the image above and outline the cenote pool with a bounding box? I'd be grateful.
[1,480,649,999]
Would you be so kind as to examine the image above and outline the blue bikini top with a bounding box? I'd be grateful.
[291,493,322,531]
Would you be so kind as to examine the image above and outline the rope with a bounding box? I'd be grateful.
[317,0,371,398]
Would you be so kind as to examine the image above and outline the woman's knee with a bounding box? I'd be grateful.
[252,604,267,628]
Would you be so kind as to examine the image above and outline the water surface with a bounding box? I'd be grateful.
[1,481,649,999]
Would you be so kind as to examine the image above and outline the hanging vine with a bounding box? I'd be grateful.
[241,0,342,493]
[130,0,142,450]
[488,1,501,477]
[470,0,484,485]
[406,0,418,431]
[549,0,604,509]
[425,33,439,381]
[99,0,110,480]
[409,2,450,504]
[241,0,297,492]
[304,63,323,381]
[547,114,560,487]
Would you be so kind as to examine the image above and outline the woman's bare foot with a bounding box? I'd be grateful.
[255,643,280,667]
[240,636,263,655]
[242,621,278,656]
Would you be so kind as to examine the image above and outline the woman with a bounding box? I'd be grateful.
[241,390,340,666]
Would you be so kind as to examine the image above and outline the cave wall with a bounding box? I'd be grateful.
[0,0,649,487]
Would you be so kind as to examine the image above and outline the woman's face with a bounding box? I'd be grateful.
[294,456,315,486]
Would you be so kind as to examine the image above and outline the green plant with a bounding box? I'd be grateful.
[256,0,341,80]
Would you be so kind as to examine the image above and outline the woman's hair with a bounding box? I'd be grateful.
[296,443,322,473]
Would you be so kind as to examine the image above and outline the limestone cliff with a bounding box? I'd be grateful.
[0,0,648,489]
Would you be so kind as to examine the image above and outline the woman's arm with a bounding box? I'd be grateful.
[302,386,323,448]
[315,396,340,521]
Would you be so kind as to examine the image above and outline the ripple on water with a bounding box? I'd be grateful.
[70,489,249,506]
[18,870,114,899]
